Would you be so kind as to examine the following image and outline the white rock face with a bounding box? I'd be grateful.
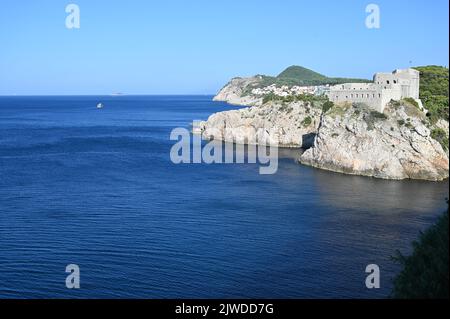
[202,86,449,181]
[299,103,449,181]
[436,118,449,137]
[213,77,263,106]
[198,101,322,148]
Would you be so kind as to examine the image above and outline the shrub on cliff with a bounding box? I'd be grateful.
[402,97,420,109]
[391,201,449,299]
[262,93,277,104]
[302,116,312,127]
[431,128,449,152]
[414,66,449,123]
[262,92,329,108]
[370,110,388,120]
[322,101,334,113]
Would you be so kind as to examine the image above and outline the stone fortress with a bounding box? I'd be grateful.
[326,68,424,112]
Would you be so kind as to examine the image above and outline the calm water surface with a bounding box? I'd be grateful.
[0,96,448,298]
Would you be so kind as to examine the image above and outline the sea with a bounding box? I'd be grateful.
[0,95,448,298]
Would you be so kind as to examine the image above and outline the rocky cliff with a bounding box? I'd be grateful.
[204,65,449,180]
[197,99,323,148]
[197,97,449,181]
[213,76,263,106]
[300,102,449,181]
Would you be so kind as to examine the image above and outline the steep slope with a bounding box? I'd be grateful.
[212,76,263,106]
[413,65,449,123]
[197,97,327,148]
[299,102,449,181]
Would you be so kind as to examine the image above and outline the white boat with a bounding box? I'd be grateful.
[96,103,104,109]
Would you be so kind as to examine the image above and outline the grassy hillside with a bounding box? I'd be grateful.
[413,65,449,123]
[277,65,329,83]
[257,65,370,87]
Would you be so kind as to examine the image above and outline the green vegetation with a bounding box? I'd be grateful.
[262,92,277,104]
[390,100,402,108]
[251,65,448,125]
[413,66,449,123]
[431,128,449,151]
[327,103,350,118]
[301,116,312,127]
[262,92,329,109]
[404,103,427,121]
[402,97,420,109]
[253,65,370,89]
[277,66,328,83]
[391,202,449,299]
[363,110,388,130]
[322,101,334,113]
[276,65,369,86]
[370,110,388,120]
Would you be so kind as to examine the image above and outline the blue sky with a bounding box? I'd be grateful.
[0,0,448,95]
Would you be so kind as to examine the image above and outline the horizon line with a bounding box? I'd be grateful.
[0,93,217,97]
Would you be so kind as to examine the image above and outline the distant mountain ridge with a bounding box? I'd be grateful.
[257,65,370,87]
[213,65,370,106]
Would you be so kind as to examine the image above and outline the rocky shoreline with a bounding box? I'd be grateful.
[299,102,448,181]
[197,99,322,148]
[197,76,449,181]
[212,76,263,106]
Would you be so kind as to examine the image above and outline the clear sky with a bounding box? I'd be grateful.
[0,0,448,95]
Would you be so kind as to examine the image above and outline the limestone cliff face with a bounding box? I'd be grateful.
[213,77,263,106]
[299,103,449,181]
[197,101,321,148]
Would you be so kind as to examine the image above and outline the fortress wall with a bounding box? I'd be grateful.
[326,69,421,113]
[375,69,420,99]
[327,87,384,112]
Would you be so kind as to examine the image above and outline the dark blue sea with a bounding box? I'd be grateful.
[0,95,448,298]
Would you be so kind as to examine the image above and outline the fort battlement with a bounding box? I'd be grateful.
[326,68,423,112]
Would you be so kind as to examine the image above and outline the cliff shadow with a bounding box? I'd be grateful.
[302,133,316,149]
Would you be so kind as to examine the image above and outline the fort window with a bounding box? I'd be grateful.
[394,80,397,84]
[378,94,381,98]
[387,80,390,84]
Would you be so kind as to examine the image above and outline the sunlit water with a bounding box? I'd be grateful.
[0,96,448,298]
